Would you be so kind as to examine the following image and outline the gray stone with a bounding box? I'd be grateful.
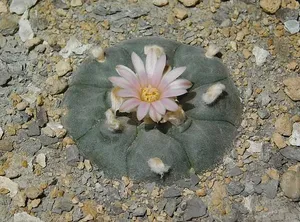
[280,146,300,162]
[262,179,278,199]
[227,166,243,177]
[72,206,84,222]
[0,15,18,36]
[66,145,80,166]
[21,139,41,156]
[36,107,48,127]
[13,212,44,222]
[289,123,300,146]
[27,121,41,136]
[157,199,168,211]
[190,174,200,186]
[9,0,38,15]
[0,73,11,86]
[165,199,177,217]
[227,181,245,196]
[183,197,207,221]
[38,135,59,146]
[0,139,14,151]
[284,20,300,35]
[276,8,299,23]
[18,12,34,42]
[163,186,182,198]
[256,91,271,106]
[52,196,73,214]
[257,108,270,119]
[53,0,69,9]
[0,34,6,48]
[132,207,146,217]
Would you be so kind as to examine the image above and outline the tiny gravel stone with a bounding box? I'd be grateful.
[0,15,18,36]
[275,114,292,136]
[283,78,300,101]
[190,174,200,186]
[272,132,287,149]
[163,186,182,198]
[280,168,300,201]
[0,72,11,86]
[252,46,269,66]
[55,59,72,77]
[183,197,207,221]
[174,8,188,20]
[12,191,26,207]
[46,75,68,95]
[289,123,300,146]
[153,0,169,6]
[0,127,3,139]
[36,107,48,127]
[165,199,177,216]
[262,179,278,199]
[0,139,13,151]
[247,141,263,153]
[179,0,199,7]
[73,206,84,222]
[284,20,300,34]
[260,0,281,14]
[0,176,19,197]
[38,135,59,146]
[24,37,42,50]
[13,212,44,222]
[132,207,146,217]
[0,2,7,12]
[59,36,92,58]
[21,139,42,155]
[256,91,271,106]
[27,121,41,136]
[70,0,83,7]
[36,153,46,168]
[281,146,300,161]
[9,0,38,15]
[52,196,73,214]
[227,181,245,196]
[227,166,243,177]
[276,8,299,23]
[19,12,34,42]
[66,145,80,166]
[16,101,28,111]
[257,108,270,119]
[25,186,43,199]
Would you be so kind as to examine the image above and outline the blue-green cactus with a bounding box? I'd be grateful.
[63,37,242,182]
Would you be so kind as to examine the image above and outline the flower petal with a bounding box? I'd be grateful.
[137,102,150,121]
[161,89,187,98]
[158,67,186,90]
[131,52,148,87]
[117,89,140,98]
[151,54,166,87]
[119,98,140,112]
[166,79,192,90]
[146,49,157,77]
[160,98,178,111]
[149,105,162,122]
[108,76,131,89]
[151,100,166,115]
[116,65,140,90]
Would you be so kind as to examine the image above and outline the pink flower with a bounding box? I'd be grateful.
[108,49,192,122]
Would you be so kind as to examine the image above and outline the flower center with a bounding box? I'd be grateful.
[140,86,160,102]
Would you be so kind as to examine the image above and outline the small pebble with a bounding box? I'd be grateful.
[153,0,169,6]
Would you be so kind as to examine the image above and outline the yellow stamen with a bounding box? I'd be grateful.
[140,86,160,102]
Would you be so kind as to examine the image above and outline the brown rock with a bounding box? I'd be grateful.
[242,49,252,59]
[178,0,199,7]
[281,0,299,9]
[272,132,287,149]
[25,186,43,199]
[275,114,292,136]
[260,0,281,14]
[174,8,188,20]
[283,77,300,101]
[280,167,300,201]
[153,0,169,6]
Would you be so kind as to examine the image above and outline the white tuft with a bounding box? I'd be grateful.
[110,87,124,114]
[202,83,225,105]
[161,106,186,126]
[144,45,165,58]
[148,157,170,178]
[90,46,105,62]
[205,44,220,58]
[105,109,123,132]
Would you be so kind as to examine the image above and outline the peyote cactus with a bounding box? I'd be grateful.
[63,37,242,182]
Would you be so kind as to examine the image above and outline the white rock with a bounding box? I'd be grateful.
[247,141,263,153]
[18,11,34,42]
[10,0,37,15]
[55,59,72,76]
[243,196,254,213]
[70,0,83,7]
[14,212,44,222]
[20,83,41,104]
[0,127,3,139]
[59,36,92,58]
[284,20,300,35]
[252,46,269,66]
[0,176,19,197]
[36,153,46,168]
[153,0,169,6]
[289,123,300,146]
[0,1,8,13]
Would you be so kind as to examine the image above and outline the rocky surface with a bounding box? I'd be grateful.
[0,0,299,221]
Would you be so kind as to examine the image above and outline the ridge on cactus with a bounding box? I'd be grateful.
[108,48,192,123]
[63,37,242,183]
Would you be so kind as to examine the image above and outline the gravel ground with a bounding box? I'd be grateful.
[0,0,300,221]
